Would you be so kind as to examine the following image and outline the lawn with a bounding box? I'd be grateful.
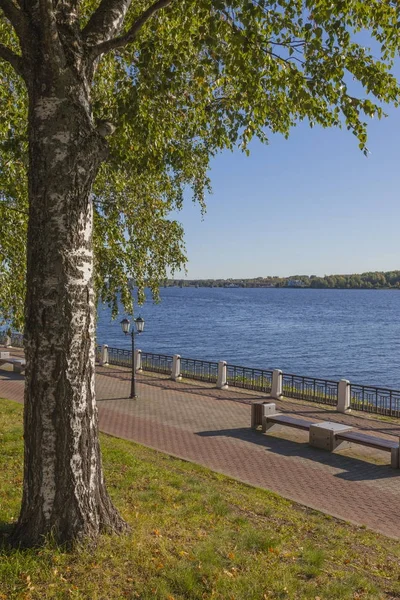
[1,398,400,600]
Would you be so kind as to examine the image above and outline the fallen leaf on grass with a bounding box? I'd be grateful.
[223,569,234,578]
[152,529,162,537]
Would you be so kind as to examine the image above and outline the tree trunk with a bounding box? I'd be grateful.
[11,65,128,547]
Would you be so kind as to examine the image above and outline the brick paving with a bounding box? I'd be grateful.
[1,347,400,539]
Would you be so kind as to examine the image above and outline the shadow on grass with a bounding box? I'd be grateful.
[196,427,400,482]
[0,521,16,550]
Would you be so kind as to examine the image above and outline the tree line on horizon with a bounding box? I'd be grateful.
[167,271,400,289]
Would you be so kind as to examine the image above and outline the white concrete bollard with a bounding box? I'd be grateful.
[271,369,283,399]
[171,354,181,381]
[337,379,351,413]
[217,360,228,389]
[134,349,142,372]
[100,344,109,366]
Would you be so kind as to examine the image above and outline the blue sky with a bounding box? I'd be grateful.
[173,100,400,280]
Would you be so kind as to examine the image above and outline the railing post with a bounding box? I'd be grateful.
[135,349,142,372]
[217,361,228,389]
[337,379,351,413]
[100,344,109,366]
[171,354,181,381]
[271,369,283,399]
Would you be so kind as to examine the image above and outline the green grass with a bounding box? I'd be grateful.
[1,398,400,600]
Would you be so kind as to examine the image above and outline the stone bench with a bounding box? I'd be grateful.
[336,430,399,468]
[251,402,400,469]
[0,352,26,373]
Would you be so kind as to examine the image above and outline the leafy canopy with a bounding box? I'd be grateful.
[0,0,399,327]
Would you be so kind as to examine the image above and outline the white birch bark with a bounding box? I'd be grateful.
[12,63,128,547]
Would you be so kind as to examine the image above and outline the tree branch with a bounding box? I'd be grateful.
[53,0,80,28]
[221,9,305,69]
[89,0,175,58]
[0,0,27,39]
[39,0,58,47]
[0,42,25,76]
[0,201,28,216]
[83,0,132,45]
[38,0,64,64]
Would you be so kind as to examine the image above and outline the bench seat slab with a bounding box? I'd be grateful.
[336,431,398,450]
[263,414,316,434]
[336,431,400,469]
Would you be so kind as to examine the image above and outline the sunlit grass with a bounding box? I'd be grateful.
[1,398,400,599]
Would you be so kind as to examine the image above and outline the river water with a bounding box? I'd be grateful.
[97,287,400,390]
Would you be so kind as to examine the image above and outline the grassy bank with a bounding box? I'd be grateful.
[0,398,399,600]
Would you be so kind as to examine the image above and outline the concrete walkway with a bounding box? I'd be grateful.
[1,350,400,539]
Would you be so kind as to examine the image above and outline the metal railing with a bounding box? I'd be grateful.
[12,333,24,347]
[141,352,173,375]
[180,357,219,383]
[95,345,102,363]
[227,364,273,393]
[350,383,400,418]
[6,334,400,419]
[282,373,338,406]
[107,346,132,367]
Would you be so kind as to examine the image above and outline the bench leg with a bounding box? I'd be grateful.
[262,420,281,434]
[259,404,277,432]
[391,448,399,469]
[332,439,353,452]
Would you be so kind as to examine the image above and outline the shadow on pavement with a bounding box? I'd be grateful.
[196,427,400,482]
[127,378,264,404]
[0,370,25,381]
[95,367,400,436]
[97,397,134,402]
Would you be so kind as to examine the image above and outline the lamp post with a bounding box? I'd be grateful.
[120,316,145,398]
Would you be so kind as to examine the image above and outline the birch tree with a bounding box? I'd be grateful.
[0,0,399,547]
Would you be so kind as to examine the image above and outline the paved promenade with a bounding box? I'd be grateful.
[1,349,400,539]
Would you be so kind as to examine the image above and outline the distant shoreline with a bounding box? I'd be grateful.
[165,284,399,290]
[165,271,400,290]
